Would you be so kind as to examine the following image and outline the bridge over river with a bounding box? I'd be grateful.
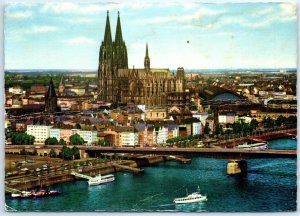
[80,146,296,160]
[6,144,296,175]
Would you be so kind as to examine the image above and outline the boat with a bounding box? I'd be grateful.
[88,174,115,186]
[11,189,61,199]
[11,191,33,198]
[236,142,268,150]
[32,189,61,198]
[174,186,207,204]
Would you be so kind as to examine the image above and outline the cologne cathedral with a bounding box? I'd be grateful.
[98,11,184,106]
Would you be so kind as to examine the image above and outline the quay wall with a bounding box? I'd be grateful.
[7,156,167,191]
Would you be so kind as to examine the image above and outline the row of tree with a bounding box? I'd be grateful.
[166,134,204,145]
[11,132,35,145]
[45,134,84,145]
[49,146,81,160]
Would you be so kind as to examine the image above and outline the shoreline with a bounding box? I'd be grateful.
[5,155,169,192]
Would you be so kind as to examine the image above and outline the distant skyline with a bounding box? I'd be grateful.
[4,2,297,70]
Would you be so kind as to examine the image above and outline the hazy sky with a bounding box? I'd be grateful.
[4,2,297,70]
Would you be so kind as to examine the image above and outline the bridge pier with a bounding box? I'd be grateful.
[227,160,247,175]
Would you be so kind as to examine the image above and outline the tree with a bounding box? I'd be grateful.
[215,123,223,135]
[204,123,211,135]
[61,146,80,160]
[72,146,80,159]
[49,149,57,158]
[275,115,286,127]
[250,119,258,131]
[263,117,275,128]
[11,133,35,145]
[98,140,111,146]
[61,146,73,160]
[69,134,84,145]
[45,137,59,145]
[59,138,67,145]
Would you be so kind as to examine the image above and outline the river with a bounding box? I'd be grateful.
[5,138,297,212]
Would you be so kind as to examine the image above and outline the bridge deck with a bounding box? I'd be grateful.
[83,147,296,160]
[6,145,297,160]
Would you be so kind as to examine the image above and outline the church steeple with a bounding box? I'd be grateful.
[45,78,58,113]
[115,11,123,44]
[144,43,150,70]
[104,11,112,44]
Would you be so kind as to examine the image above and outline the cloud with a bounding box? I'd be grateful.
[136,7,224,24]
[5,11,32,19]
[66,36,96,45]
[32,25,59,33]
[58,17,96,25]
[253,7,274,16]
[41,2,121,14]
[279,2,297,21]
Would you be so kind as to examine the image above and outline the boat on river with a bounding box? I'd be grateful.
[32,189,61,198]
[11,189,61,198]
[88,174,115,186]
[174,186,207,204]
[11,191,33,198]
[236,142,268,150]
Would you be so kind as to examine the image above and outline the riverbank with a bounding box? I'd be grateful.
[5,155,169,192]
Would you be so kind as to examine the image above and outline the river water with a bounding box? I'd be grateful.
[5,138,297,212]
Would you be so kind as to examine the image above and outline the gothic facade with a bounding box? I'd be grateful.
[98,12,184,107]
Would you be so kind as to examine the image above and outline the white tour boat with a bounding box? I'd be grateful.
[88,174,115,186]
[236,142,268,150]
[11,191,33,198]
[174,187,207,204]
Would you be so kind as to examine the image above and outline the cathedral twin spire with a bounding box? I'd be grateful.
[104,11,149,70]
[103,11,123,45]
[103,11,112,44]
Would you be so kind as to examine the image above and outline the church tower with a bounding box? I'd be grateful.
[58,75,65,96]
[113,11,128,70]
[45,78,57,113]
[144,43,150,71]
[98,11,114,101]
[98,11,128,102]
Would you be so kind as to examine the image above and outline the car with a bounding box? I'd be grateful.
[20,167,29,171]
[26,160,35,163]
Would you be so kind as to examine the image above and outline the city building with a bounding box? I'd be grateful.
[145,108,167,121]
[116,126,138,147]
[27,124,53,145]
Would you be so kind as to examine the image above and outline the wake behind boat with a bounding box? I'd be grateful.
[174,186,207,204]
